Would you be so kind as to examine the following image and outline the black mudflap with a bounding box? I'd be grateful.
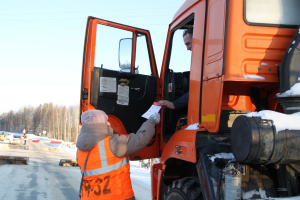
[279,26,300,93]
[196,134,231,200]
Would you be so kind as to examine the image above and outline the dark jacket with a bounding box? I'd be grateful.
[173,92,189,109]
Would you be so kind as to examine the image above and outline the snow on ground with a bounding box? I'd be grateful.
[129,161,151,185]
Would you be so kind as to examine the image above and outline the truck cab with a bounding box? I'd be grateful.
[80,0,300,199]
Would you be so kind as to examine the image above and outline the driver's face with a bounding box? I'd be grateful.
[183,33,193,51]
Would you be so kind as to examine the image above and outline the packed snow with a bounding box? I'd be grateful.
[185,123,200,130]
[276,82,300,97]
[245,110,300,132]
[245,82,300,132]
[243,75,265,80]
[209,153,235,162]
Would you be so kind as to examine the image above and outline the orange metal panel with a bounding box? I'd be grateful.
[151,163,164,200]
[224,1,296,82]
[82,18,98,114]
[158,1,206,150]
[185,2,206,125]
[107,115,127,136]
[201,77,223,132]
[221,83,256,111]
[129,127,160,161]
[200,0,227,132]
[160,129,198,164]
[204,0,226,78]
[173,0,199,21]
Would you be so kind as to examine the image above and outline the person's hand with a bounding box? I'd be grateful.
[149,113,160,124]
[157,100,175,109]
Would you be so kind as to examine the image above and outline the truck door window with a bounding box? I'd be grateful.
[245,0,300,26]
[94,24,153,75]
[169,29,191,73]
[167,28,192,102]
[95,24,132,71]
[135,34,152,75]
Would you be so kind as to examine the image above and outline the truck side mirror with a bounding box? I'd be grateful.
[119,38,132,72]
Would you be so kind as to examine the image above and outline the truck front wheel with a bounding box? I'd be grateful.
[164,177,203,200]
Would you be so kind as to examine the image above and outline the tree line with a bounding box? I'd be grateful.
[0,103,80,142]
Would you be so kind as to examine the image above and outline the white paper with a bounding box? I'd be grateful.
[117,96,129,106]
[117,85,129,106]
[117,85,129,97]
[142,102,162,119]
[100,77,116,93]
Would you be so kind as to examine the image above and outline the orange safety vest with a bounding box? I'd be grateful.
[0,134,4,141]
[77,136,134,200]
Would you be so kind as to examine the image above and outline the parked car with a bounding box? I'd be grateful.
[12,135,21,144]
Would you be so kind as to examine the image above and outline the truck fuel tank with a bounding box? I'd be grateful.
[231,115,300,165]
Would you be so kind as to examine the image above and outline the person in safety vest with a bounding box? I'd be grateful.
[76,109,160,200]
[23,133,27,145]
[0,132,4,143]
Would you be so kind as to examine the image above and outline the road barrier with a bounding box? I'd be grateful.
[50,141,62,144]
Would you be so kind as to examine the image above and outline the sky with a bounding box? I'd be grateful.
[0,0,186,114]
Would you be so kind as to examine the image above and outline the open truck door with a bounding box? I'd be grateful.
[80,17,160,160]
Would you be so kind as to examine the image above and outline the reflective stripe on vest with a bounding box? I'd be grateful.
[82,138,129,177]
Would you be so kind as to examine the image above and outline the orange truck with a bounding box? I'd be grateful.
[80,0,300,199]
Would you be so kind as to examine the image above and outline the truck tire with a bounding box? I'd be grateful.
[164,177,203,200]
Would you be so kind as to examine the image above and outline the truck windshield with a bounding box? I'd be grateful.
[245,0,300,26]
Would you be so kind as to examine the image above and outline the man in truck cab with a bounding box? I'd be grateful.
[157,27,193,109]
[183,27,193,51]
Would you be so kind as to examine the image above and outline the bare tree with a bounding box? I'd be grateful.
[61,106,67,141]
[8,111,14,131]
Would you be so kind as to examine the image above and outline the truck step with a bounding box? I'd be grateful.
[0,155,29,165]
[59,159,78,167]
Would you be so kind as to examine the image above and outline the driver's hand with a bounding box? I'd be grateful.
[157,100,175,109]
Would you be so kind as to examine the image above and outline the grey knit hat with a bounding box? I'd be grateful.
[81,110,108,125]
